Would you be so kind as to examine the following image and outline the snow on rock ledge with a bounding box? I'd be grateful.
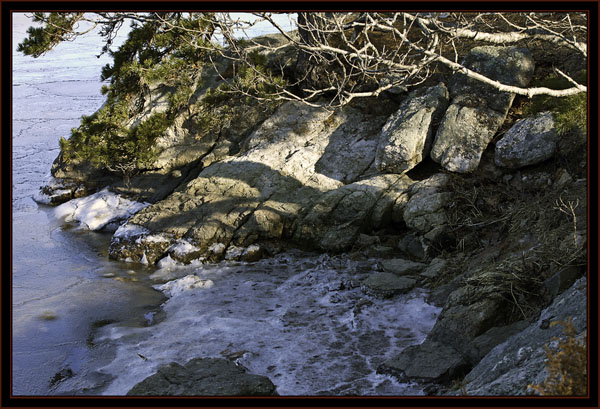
[167,239,205,264]
[109,223,174,265]
[33,176,90,206]
[54,188,149,231]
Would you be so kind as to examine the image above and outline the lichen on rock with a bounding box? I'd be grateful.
[495,111,559,169]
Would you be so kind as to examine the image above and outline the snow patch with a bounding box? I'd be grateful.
[114,223,150,239]
[209,243,226,254]
[157,255,181,270]
[224,245,245,260]
[32,189,53,205]
[169,240,200,256]
[154,275,214,297]
[137,234,170,244]
[245,244,261,253]
[54,188,149,231]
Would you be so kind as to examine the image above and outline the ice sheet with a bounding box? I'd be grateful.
[95,252,442,396]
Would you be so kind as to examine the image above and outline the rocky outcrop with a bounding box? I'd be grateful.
[47,43,546,267]
[375,83,449,174]
[431,46,535,173]
[126,357,277,396]
[109,100,400,262]
[44,56,277,206]
[40,31,589,398]
[294,174,414,252]
[462,277,587,396]
[495,111,559,169]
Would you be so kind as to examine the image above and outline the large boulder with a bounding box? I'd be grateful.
[495,111,559,169]
[375,83,449,174]
[431,46,535,173]
[126,357,277,396]
[380,258,427,276]
[428,286,509,347]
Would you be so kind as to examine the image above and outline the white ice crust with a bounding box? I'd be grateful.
[97,253,442,396]
[154,274,214,297]
[169,240,200,257]
[54,188,149,231]
[114,223,151,239]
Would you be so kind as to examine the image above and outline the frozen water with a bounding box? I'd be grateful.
[95,252,441,396]
[11,13,160,397]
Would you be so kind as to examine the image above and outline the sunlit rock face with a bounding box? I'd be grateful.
[375,83,449,174]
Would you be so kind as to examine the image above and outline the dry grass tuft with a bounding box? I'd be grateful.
[433,171,586,321]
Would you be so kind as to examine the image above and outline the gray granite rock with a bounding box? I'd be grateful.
[378,340,469,382]
[463,277,587,395]
[403,173,452,234]
[360,272,417,298]
[375,83,449,174]
[431,46,535,173]
[495,112,559,169]
[127,357,277,396]
[420,257,448,279]
[380,258,427,276]
[112,100,402,262]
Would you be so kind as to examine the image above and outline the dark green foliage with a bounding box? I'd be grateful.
[523,70,587,136]
[99,13,212,98]
[204,50,287,109]
[17,13,84,57]
[21,13,286,178]
[21,13,216,177]
[195,49,286,138]
[62,106,171,174]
